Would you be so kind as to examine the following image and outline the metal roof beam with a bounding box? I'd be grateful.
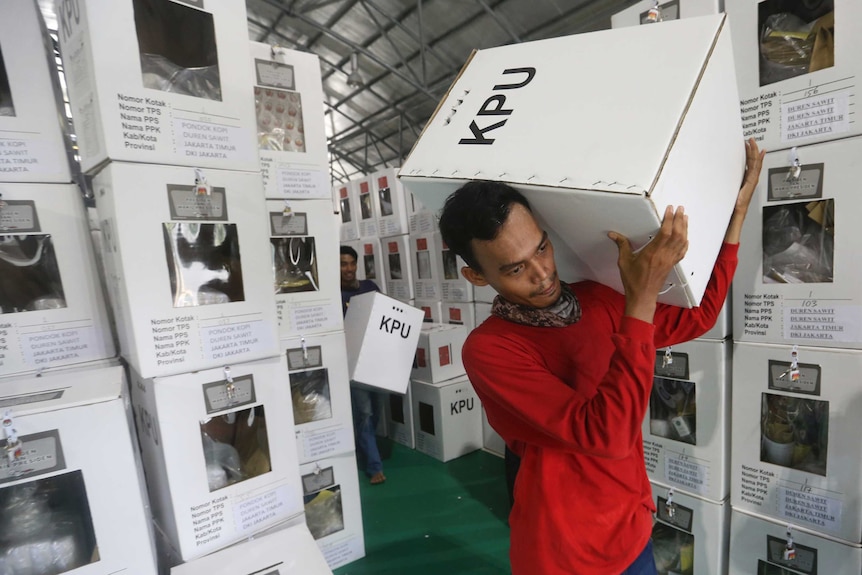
[475,0,522,43]
[357,0,422,87]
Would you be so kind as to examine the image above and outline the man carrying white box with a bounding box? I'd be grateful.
[437,141,763,575]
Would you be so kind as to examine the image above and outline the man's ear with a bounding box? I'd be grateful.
[461,266,489,287]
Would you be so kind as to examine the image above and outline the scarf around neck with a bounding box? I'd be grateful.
[491,282,581,328]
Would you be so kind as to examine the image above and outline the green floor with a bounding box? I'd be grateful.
[334,439,512,575]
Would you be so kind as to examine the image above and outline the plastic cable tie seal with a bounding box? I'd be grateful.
[784,525,796,560]
[665,488,676,518]
[786,147,802,182]
[301,336,309,362]
[194,168,211,196]
[662,347,673,368]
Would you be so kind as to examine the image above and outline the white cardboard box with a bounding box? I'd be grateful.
[472,283,497,304]
[386,386,415,449]
[372,168,409,238]
[343,291,423,394]
[726,0,858,152]
[482,405,505,458]
[729,508,862,575]
[444,302,476,332]
[649,482,729,575]
[171,522,332,575]
[356,237,387,295]
[0,183,115,377]
[250,42,329,200]
[644,339,731,502]
[0,363,157,575]
[269,199,343,339]
[474,302,492,327]
[129,356,305,561]
[733,137,862,349]
[55,0,259,174]
[410,232,443,301]
[406,189,438,235]
[353,176,378,238]
[731,341,862,543]
[336,182,360,242]
[0,1,72,184]
[439,240,473,302]
[414,299,442,324]
[300,453,365,570]
[611,0,721,28]
[411,323,467,384]
[93,163,278,378]
[400,14,744,308]
[412,375,483,462]
[381,234,415,302]
[700,294,731,341]
[282,332,354,464]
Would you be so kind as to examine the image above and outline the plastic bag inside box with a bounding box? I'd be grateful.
[200,405,272,492]
[650,377,697,445]
[762,199,834,284]
[757,1,834,87]
[760,392,828,475]
[290,368,333,425]
[255,86,305,153]
[302,466,344,541]
[133,0,221,100]
[0,46,13,117]
[0,234,66,314]
[272,235,319,294]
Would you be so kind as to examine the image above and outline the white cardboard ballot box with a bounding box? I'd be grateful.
[55,0,259,174]
[371,168,409,238]
[0,364,157,575]
[269,199,343,339]
[445,302,477,332]
[414,299,442,324]
[353,176,378,239]
[282,332,354,464]
[0,183,115,378]
[250,42,329,200]
[343,291,423,394]
[412,375,483,463]
[438,240,473,303]
[611,0,721,28]
[643,339,731,502]
[381,234,415,302]
[411,323,467,384]
[482,406,505,458]
[0,1,72,184]
[386,386,415,449]
[733,137,862,349]
[410,232,444,301]
[357,237,387,295]
[729,508,862,575]
[171,522,332,575]
[93,163,278,378]
[699,294,731,341]
[649,482,729,575]
[300,453,365,570]
[726,0,859,152]
[731,341,862,543]
[129,356,305,561]
[337,182,360,242]
[474,302,492,327]
[473,283,497,304]
[406,189,438,235]
[400,14,744,308]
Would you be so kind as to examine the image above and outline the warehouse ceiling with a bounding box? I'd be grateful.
[39,0,643,183]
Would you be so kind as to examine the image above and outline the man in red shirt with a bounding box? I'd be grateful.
[438,139,764,574]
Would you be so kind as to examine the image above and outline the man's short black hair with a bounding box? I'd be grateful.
[438,180,531,272]
[340,245,358,261]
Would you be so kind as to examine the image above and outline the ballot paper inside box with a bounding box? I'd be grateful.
[269,199,343,339]
[343,291,423,394]
[731,341,862,543]
[337,182,360,242]
[300,453,365,570]
[250,42,329,200]
[129,356,304,562]
[729,507,862,575]
[357,237,387,294]
[55,0,258,174]
[725,0,860,152]
[0,363,157,575]
[649,482,729,575]
[400,14,744,308]
[372,168,410,238]
[611,0,721,29]
[93,163,278,378]
[0,1,72,183]
[381,234,415,302]
[732,136,862,349]
[0,183,115,378]
[353,176,378,238]
[411,323,467,384]
[643,339,731,502]
[282,331,354,464]
[412,375,483,463]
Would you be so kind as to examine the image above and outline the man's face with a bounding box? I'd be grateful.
[466,203,560,309]
[340,254,358,286]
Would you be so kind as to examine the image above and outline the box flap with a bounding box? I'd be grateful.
[0,362,124,415]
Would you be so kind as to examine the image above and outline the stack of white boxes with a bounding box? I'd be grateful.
[725,0,862,569]
[0,2,157,573]
[55,2,339,572]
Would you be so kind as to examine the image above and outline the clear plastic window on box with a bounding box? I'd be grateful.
[761,393,829,476]
[363,253,376,280]
[289,368,333,425]
[0,470,99,575]
[200,405,271,492]
[378,185,394,217]
[758,0,834,87]
[651,521,694,575]
[133,0,222,100]
[271,236,318,294]
[303,484,344,540]
[340,196,353,224]
[0,45,14,117]
[0,235,67,314]
[650,377,697,446]
[388,253,403,280]
[762,199,834,284]
[163,223,245,307]
[254,87,306,153]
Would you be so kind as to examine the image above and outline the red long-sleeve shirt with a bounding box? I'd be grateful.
[463,243,738,575]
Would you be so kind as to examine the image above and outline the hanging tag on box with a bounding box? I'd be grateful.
[646,0,662,23]
[785,148,802,183]
[224,366,237,406]
[662,347,673,369]
[783,526,796,561]
[2,409,23,463]
[665,488,676,519]
[301,336,309,363]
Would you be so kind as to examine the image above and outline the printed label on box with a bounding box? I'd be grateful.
[174,119,254,164]
[200,318,272,363]
[20,325,99,368]
[299,426,352,461]
[0,138,65,179]
[665,452,709,496]
[655,496,693,532]
[0,200,40,232]
[782,304,862,343]
[778,486,842,534]
[322,535,364,569]
[766,535,818,574]
[286,345,323,370]
[270,211,309,236]
[288,301,341,334]
[167,185,228,220]
[202,374,256,413]
[782,90,851,143]
[767,361,820,395]
[0,430,65,484]
[653,351,689,380]
[767,164,824,201]
[276,169,329,199]
[254,59,295,90]
[234,485,293,534]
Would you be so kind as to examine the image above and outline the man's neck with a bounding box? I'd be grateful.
[342,279,360,291]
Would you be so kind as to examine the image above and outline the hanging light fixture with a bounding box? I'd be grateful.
[346,52,363,88]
